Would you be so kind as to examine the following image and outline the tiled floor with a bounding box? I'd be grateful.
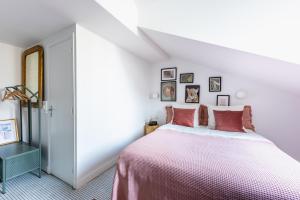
[0,167,115,200]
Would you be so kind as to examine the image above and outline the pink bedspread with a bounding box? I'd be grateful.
[112,129,300,200]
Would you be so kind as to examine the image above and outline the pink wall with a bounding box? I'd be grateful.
[149,58,300,161]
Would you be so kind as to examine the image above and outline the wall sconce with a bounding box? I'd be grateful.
[235,90,247,100]
[150,92,159,100]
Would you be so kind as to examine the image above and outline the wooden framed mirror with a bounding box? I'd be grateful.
[22,45,44,107]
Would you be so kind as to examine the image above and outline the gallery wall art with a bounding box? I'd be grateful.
[161,67,177,81]
[185,85,200,103]
[180,73,194,83]
[209,77,222,92]
[161,81,177,101]
[217,95,230,106]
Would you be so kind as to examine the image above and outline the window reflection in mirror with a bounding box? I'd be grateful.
[25,52,39,102]
[22,46,44,107]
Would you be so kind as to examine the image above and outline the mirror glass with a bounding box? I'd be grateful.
[25,52,39,103]
[22,45,44,107]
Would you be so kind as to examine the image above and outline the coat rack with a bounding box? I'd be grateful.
[0,85,42,194]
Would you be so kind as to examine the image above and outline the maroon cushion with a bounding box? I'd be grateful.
[243,106,255,131]
[214,110,244,132]
[165,106,173,124]
[172,108,195,127]
[199,104,208,126]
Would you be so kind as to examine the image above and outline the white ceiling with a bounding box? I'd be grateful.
[142,28,300,96]
[0,0,73,47]
[0,0,167,62]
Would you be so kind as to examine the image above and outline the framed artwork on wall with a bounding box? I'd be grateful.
[185,85,200,103]
[161,81,177,101]
[180,73,194,83]
[161,67,177,81]
[209,77,222,92]
[217,95,230,106]
[0,119,19,146]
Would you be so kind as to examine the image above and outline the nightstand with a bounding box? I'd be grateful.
[144,124,160,135]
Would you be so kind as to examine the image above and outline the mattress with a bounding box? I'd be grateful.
[112,124,300,200]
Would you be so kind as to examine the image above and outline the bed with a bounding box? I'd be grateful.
[112,124,300,200]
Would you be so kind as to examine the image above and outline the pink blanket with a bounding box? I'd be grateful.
[112,129,300,200]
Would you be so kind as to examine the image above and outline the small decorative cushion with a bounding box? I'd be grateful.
[199,104,208,126]
[243,106,255,132]
[165,106,173,124]
[172,108,196,127]
[214,110,245,132]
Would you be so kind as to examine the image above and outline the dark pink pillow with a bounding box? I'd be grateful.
[172,108,195,127]
[213,110,244,132]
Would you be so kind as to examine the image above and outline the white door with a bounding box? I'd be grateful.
[48,36,75,186]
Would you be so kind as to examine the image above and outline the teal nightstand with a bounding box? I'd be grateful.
[0,86,42,194]
[0,143,40,194]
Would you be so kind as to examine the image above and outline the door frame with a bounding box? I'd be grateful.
[44,28,77,187]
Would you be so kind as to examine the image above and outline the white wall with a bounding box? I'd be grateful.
[75,25,151,187]
[0,42,23,128]
[149,58,300,161]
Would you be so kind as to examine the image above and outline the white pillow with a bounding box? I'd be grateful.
[207,105,244,129]
[172,105,199,127]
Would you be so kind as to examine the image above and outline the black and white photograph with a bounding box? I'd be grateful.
[161,67,177,81]
[209,77,222,92]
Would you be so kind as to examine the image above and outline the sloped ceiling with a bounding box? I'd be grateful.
[134,0,300,96]
[1,0,300,80]
[142,28,300,96]
[135,0,300,65]
[0,0,167,62]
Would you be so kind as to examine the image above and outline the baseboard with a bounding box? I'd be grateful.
[45,166,51,174]
[75,156,117,189]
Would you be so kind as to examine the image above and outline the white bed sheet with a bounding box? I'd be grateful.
[158,124,270,143]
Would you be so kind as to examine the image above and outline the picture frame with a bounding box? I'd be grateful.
[161,67,177,81]
[217,95,230,106]
[180,73,194,83]
[0,119,19,146]
[209,77,222,92]
[185,85,200,103]
[161,81,177,101]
